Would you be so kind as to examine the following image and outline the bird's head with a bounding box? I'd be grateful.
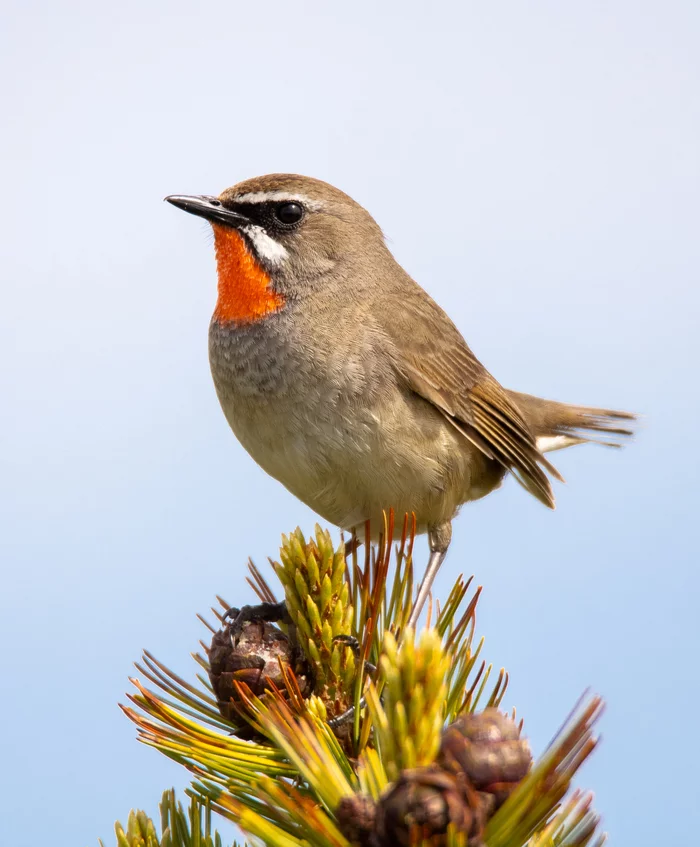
[166,174,386,325]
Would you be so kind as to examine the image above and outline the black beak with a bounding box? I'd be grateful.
[165,194,250,228]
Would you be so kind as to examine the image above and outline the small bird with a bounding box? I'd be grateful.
[166,175,634,627]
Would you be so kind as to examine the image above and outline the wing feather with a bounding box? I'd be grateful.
[381,289,560,508]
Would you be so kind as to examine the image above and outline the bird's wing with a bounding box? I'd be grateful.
[380,290,562,508]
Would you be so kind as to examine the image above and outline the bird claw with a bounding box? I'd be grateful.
[328,697,367,729]
[327,635,378,729]
[333,634,360,652]
[223,601,291,636]
[333,634,377,674]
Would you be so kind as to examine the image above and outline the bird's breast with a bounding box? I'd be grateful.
[211,225,285,325]
[207,312,503,532]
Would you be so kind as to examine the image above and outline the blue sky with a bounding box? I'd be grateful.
[1,2,698,844]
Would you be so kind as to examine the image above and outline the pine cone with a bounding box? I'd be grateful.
[438,709,532,808]
[374,766,487,847]
[336,794,377,846]
[208,619,312,726]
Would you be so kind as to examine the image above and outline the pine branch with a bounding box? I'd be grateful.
[104,789,236,847]
[118,516,606,847]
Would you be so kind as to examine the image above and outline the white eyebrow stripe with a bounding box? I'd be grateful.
[233,191,324,211]
[241,224,289,266]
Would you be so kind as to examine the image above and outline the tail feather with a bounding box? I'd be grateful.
[506,390,636,454]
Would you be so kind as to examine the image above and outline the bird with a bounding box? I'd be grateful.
[166,174,635,628]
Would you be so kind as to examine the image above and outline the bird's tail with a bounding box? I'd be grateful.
[507,389,637,453]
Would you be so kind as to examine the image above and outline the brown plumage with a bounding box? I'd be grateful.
[380,290,564,508]
[166,174,636,625]
[506,390,635,449]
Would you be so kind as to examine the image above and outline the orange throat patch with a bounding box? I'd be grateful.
[211,225,285,324]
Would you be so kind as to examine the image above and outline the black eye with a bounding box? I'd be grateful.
[275,202,304,225]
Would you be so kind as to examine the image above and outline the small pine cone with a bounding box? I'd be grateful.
[336,794,377,846]
[375,767,487,847]
[208,620,312,725]
[438,709,532,808]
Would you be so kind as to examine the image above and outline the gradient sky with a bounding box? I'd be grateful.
[2,2,698,844]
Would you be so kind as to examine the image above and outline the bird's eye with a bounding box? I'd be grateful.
[275,202,304,225]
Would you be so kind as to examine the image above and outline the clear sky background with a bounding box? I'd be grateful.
[1,2,698,844]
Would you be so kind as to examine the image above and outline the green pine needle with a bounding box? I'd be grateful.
[119,515,606,847]
[104,789,234,847]
[368,628,450,780]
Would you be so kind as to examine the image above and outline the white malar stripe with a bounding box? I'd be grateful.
[536,435,582,453]
[234,191,324,211]
[242,225,289,266]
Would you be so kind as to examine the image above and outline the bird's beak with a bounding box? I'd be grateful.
[165,195,250,228]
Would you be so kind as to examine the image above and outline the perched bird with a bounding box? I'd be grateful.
[166,175,634,627]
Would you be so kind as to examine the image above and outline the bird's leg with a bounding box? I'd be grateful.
[244,524,452,732]
[328,702,363,729]
[407,521,452,630]
[333,634,378,675]
[327,635,377,729]
[328,523,453,731]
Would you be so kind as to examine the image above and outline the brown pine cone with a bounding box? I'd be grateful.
[438,709,532,809]
[336,793,377,846]
[208,619,312,726]
[374,766,488,847]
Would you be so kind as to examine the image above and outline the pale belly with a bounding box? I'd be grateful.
[208,317,504,536]
[212,370,500,536]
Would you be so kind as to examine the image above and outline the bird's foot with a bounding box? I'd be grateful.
[333,634,377,675]
[327,635,377,729]
[223,601,291,635]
